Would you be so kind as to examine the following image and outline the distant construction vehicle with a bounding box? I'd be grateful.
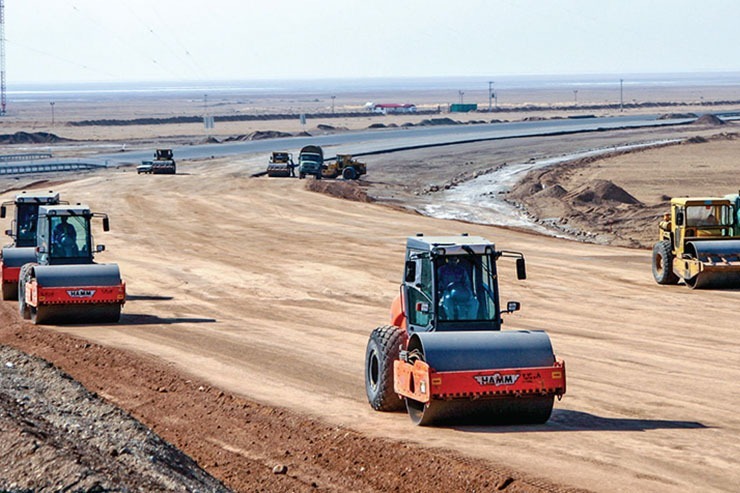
[322,154,366,180]
[298,145,324,179]
[18,204,126,324]
[652,196,740,289]
[0,191,63,300]
[266,151,295,178]
[365,234,566,426]
[138,149,176,174]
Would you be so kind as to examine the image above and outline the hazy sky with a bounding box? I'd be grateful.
[5,0,740,83]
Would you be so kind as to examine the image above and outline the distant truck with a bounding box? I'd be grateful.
[298,145,324,179]
[137,149,176,175]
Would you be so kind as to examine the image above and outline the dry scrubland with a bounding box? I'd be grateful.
[1,86,740,492]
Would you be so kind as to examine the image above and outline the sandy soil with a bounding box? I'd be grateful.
[2,84,740,491]
[1,140,739,491]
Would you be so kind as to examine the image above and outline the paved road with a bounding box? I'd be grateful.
[101,113,697,165]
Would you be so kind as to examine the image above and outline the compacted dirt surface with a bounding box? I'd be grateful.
[2,121,740,492]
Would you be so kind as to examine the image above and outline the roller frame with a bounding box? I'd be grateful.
[394,358,565,404]
[26,279,126,308]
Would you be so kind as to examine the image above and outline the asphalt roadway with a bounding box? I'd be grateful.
[101,112,696,165]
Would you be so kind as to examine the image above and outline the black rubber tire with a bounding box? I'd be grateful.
[652,240,680,285]
[299,172,305,179]
[342,167,357,180]
[2,282,17,301]
[18,265,32,320]
[365,325,407,412]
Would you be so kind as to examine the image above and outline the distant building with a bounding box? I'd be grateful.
[370,103,417,115]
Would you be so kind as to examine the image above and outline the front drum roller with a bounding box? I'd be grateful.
[365,325,408,412]
[684,240,740,290]
[405,330,557,426]
[30,264,124,325]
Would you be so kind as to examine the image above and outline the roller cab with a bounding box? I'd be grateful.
[365,235,566,426]
[18,204,126,324]
[653,197,740,289]
[0,191,62,300]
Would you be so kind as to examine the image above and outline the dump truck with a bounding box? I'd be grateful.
[322,154,367,180]
[652,196,740,289]
[0,191,63,300]
[18,204,126,324]
[266,151,296,178]
[138,149,176,174]
[365,234,566,426]
[298,145,324,179]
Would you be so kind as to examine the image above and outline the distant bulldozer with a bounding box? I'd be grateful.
[322,154,366,180]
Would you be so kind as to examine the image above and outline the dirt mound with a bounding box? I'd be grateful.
[0,132,69,144]
[534,183,568,199]
[304,179,373,202]
[417,117,460,126]
[225,130,293,141]
[657,113,697,120]
[693,114,726,125]
[566,179,641,205]
[683,136,708,144]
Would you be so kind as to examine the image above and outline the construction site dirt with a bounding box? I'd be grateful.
[1,117,740,492]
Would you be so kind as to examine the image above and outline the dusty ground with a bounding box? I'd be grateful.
[2,87,740,492]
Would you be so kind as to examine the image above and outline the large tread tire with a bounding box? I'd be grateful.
[342,167,357,180]
[652,240,680,285]
[18,264,33,320]
[365,325,407,412]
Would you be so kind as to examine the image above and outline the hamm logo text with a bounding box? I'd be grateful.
[67,289,96,298]
[474,373,520,386]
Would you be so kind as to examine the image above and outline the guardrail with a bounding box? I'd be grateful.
[0,161,107,175]
[0,153,54,162]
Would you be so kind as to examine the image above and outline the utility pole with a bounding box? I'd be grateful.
[50,102,55,126]
[458,90,464,104]
[620,78,624,112]
[0,0,7,115]
[331,95,336,114]
[573,90,578,106]
[488,81,494,112]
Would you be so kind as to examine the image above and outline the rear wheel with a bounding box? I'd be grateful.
[342,167,357,180]
[652,240,680,285]
[365,325,407,412]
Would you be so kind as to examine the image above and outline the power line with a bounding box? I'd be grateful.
[1,0,7,115]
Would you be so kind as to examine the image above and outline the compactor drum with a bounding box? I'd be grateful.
[18,205,126,324]
[365,235,566,426]
[0,191,62,300]
[653,197,740,289]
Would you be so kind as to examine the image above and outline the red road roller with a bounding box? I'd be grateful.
[365,235,566,426]
[18,204,126,324]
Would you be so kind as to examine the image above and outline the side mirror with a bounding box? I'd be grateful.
[404,261,416,283]
[415,301,430,313]
[96,244,106,253]
[516,258,527,280]
[0,205,5,218]
[37,246,47,254]
[4,229,11,236]
[675,210,684,226]
[102,217,110,232]
[506,301,521,313]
